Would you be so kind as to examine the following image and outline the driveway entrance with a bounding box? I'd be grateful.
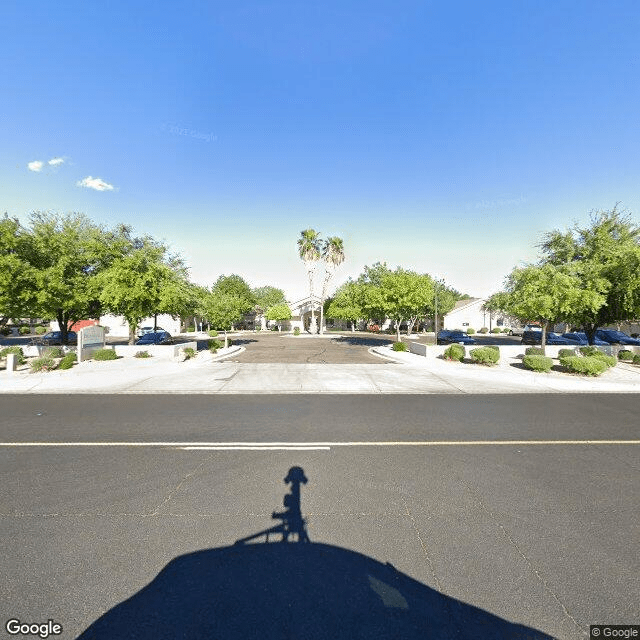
[232,332,394,364]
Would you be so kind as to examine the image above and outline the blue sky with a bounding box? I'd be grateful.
[2,1,639,300]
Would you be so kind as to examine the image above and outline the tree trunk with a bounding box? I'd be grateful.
[57,309,69,344]
[319,303,324,335]
[540,323,547,355]
[351,321,355,332]
[585,324,597,345]
[396,320,401,342]
[153,313,158,331]
[224,329,228,348]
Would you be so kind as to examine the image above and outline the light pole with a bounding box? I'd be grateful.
[433,278,444,343]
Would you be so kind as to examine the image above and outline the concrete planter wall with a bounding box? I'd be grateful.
[406,342,639,359]
[113,341,197,359]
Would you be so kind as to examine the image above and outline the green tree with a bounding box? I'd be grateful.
[28,212,123,344]
[99,239,191,344]
[297,229,321,332]
[252,286,287,313]
[266,303,292,331]
[358,266,433,341]
[212,274,256,304]
[326,281,364,332]
[201,290,248,345]
[0,214,37,325]
[319,236,345,334]
[538,206,640,343]
[500,264,604,353]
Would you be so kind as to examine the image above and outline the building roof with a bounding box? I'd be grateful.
[448,297,484,314]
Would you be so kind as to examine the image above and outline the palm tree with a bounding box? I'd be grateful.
[297,229,321,332]
[319,236,345,334]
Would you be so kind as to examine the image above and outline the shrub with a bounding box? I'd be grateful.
[43,346,64,358]
[30,356,56,372]
[207,330,218,337]
[491,327,501,334]
[560,355,608,376]
[34,326,47,335]
[478,327,489,334]
[0,327,11,336]
[208,339,223,352]
[92,348,117,361]
[182,347,196,360]
[19,326,31,335]
[443,344,465,362]
[558,348,576,359]
[591,352,616,368]
[392,341,407,352]
[0,346,25,364]
[579,346,599,357]
[470,346,500,365]
[186,326,196,332]
[486,345,500,354]
[293,327,301,336]
[523,354,553,372]
[502,327,510,333]
[466,327,475,335]
[525,347,545,356]
[618,350,634,361]
[633,354,640,365]
[58,353,77,370]
[134,351,151,358]
[368,324,380,333]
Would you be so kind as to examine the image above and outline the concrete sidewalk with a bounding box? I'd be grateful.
[1,340,640,394]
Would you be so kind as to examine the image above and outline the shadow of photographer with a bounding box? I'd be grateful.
[77,467,553,640]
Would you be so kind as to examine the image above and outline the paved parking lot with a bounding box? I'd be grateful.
[230,332,395,364]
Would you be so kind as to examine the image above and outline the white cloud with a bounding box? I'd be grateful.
[48,157,65,167]
[28,160,43,172]
[76,176,115,192]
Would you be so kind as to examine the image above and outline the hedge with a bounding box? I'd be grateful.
[558,348,576,359]
[470,346,500,365]
[443,344,465,362]
[560,355,609,376]
[522,355,553,372]
[525,347,544,356]
[58,353,77,370]
[92,348,117,361]
[618,350,634,361]
[0,346,25,364]
[392,341,407,352]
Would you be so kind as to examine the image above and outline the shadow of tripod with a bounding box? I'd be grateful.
[235,467,310,544]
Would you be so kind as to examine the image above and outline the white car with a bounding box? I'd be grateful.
[137,326,165,336]
[507,324,541,336]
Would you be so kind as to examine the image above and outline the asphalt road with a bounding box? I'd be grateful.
[0,394,638,639]
[230,333,395,363]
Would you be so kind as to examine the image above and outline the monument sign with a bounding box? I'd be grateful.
[78,325,106,362]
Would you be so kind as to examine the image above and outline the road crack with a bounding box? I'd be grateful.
[459,479,586,636]
[148,456,212,516]
[400,497,442,592]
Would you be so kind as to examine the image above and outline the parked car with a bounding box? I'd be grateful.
[36,331,78,345]
[562,332,610,346]
[137,326,165,336]
[521,331,572,345]
[437,330,477,345]
[594,329,640,346]
[507,326,524,336]
[508,324,541,336]
[135,331,172,345]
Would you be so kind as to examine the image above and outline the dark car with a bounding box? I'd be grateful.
[594,329,640,346]
[562,332,610,346]
[437,330,477,345]
[135,331,172,345]
[521,331,572,345]
[37,331,78,345]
